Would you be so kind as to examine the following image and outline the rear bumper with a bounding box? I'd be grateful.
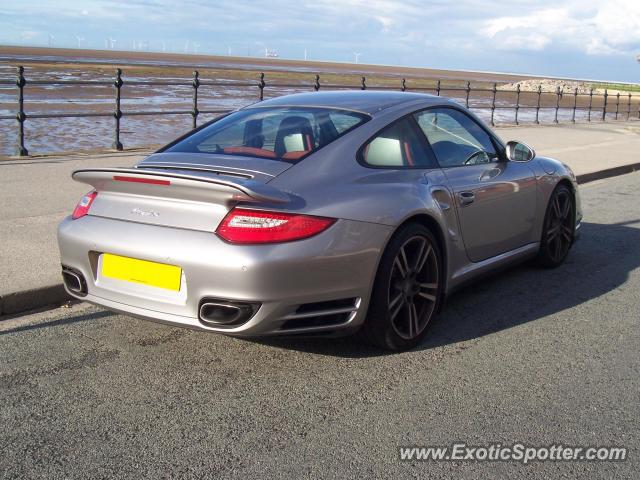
[57,215,391,335]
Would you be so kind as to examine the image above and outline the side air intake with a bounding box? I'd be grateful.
[279,298,361,331]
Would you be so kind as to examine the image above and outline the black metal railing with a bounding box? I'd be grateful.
[1,65,639,156]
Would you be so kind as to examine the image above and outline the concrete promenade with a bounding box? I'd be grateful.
[1,121,639,315]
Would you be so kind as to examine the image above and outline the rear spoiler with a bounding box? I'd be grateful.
[72,168,290,204]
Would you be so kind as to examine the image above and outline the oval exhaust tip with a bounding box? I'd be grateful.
[61,267,87,296]
[198,300,260,327]
[200,303,243,325]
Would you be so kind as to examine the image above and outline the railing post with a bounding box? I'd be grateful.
[615,92,620,120]
[490,82,497,126]
[15,66,28,156]
[627,93,632,120]
[514,83,520,125]
[588,88,593,122]
[535,85,541,124]
[436,80,441,96]
[191,70,200,129]
[361,76,366,90]
[465,81,471,108]
[314,74,320,91]
[571,87,578,123]
[602,89,608,121]
[112,68,123,151]
[401,78,406,92]
[554,87,561,124]
[258,73,265,101]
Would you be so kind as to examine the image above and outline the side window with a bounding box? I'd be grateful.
[362,117,437,168]
[414,109,498,167]
[329,112,361,134]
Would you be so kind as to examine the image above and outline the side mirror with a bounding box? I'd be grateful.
[505,140,535,162]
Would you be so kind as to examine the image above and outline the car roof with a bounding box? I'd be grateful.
[249,90,447,115]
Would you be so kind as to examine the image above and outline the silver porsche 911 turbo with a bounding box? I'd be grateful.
[58,91,582,351]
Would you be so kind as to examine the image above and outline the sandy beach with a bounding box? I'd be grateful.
[1,46,638,157]
[0,46,532,83]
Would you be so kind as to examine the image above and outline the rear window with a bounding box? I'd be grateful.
[165,106,369,161]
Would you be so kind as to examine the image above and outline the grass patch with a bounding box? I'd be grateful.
[590,82,640,93]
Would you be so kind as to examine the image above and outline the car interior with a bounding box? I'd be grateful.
[215,111,350,161]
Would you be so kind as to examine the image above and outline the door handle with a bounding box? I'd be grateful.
[458,191,475,206]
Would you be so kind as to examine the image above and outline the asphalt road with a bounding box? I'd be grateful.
[1,172,639,479]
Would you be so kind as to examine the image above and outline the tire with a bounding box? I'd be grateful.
[536,184,575,268]
[359,223,443,352]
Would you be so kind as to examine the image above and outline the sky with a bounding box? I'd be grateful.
[1,0,639,82]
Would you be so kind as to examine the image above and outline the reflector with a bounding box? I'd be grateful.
[72,191,98,219]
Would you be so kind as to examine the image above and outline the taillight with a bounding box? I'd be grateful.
[72,191,97,220]
[216,208,335,244]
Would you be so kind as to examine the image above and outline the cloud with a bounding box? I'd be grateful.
[482,8,570,38]
[19,30,40,40]
[481,1,640,56]
[375,15,394,33]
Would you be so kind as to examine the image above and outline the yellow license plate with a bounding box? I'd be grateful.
[101,253,182,291]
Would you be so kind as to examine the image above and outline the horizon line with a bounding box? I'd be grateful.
[0,44,638,86]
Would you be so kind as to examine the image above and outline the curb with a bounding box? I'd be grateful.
[576,161,640,185]
[0,285,70,317]
[0,148,153,163]
[1,164,639,319]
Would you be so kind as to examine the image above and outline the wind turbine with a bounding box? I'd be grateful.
[75,36,84,48]
[353,52,362,64]
[304,48,308,61]
[48,35,55,48]
[193,42,200,54]
[227,45,232,56]
[108,38,117,49]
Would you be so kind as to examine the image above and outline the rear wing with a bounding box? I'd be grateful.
[72,168,290,204]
